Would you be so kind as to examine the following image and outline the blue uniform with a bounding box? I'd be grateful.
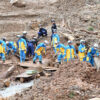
[0,40,6,52]
[52,34,60,53]
[33,43,46,62]
[0,41,6,61]
[64,45,76,62]
[87,47,99,66]
[38,28,47,38]
[78,44,86,61]
[27,41,34,56]
[18,38,27,62]
[56,44,66,63]
[7,41,17,55]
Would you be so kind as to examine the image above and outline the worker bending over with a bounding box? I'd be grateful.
[38,24,47,38]
[17,35,27,63]
[52,29,60,54]
[33,40,48,64]
[6,41,17,55]
[64,40,76,62]
[55,42,66,64]
[0,41,6,62]
[87,43,99,66]
[78,40,87,61]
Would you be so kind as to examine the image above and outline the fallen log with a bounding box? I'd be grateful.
[80,29,98,35]
[62,33,75,41]
[0,65,16,79]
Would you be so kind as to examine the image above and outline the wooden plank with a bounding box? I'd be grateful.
[16,72,33,78]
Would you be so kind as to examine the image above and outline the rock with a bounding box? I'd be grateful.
[10,0,26,7]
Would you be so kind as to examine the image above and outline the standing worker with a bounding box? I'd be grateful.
[1,37,7,53]
[38,24,47,38]
[17,35,27,63]
[55,42,66,64]
[51,29,60,54]
[21,31,28,43]
[64,40,76,62]
[51,19,57,40]
[0,41,6,62]
[6,41,17,55]
[78,40,87,61]
[27,40,35,57]
[87,43,99,66]
[33,40,48,64]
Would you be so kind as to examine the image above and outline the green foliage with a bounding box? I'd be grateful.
[88,26,94,31]
[68,91,75,98]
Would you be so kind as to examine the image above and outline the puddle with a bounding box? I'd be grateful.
[0,80,38,98]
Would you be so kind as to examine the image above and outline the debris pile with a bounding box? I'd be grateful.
[11,60,100,100]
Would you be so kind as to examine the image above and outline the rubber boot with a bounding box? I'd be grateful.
[33,61,36,64]
[39,61,42,64]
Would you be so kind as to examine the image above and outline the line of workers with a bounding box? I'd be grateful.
[0,19,99,67]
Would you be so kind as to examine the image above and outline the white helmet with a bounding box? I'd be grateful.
[23,31,27,34]
[6,41,9,44]
[80,40,85,43]
[33,37,37,39]
[44,40,49,45]
[68,40,72,44]
[55,41,58,44]
[93,43,98,49]
[51,19,55,22]
[17,35,21,38]
[2,37,6,41]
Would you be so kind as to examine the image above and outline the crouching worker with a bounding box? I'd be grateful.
[7,41,17,55]
[87,43,99,66]
[78,40,87,61]
[64,40,76,62]
[55,42,66,64]
[17,35,27,63]
[38,24,47,38]
[0,41,5,62]
[33,40,48,64]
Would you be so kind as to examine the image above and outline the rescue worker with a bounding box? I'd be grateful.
[32,37,38,47]
[55,42,66,64]
[27,40,35,57]
[78,40,87,61]
[51,19,57,40]
[87,43,99,66]
[64,40,76,62]
[17,36,27,63]
[33,40,48,64]
[1,37,7,52]
[21,31,28,43]
[51,29,60,54]
[0,41,5,62]
[38,24,47,38]
[6,41,17,55]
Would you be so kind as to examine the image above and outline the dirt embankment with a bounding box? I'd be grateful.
[10,60,100,100]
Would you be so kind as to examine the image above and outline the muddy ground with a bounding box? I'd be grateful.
[0,0,100,100]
